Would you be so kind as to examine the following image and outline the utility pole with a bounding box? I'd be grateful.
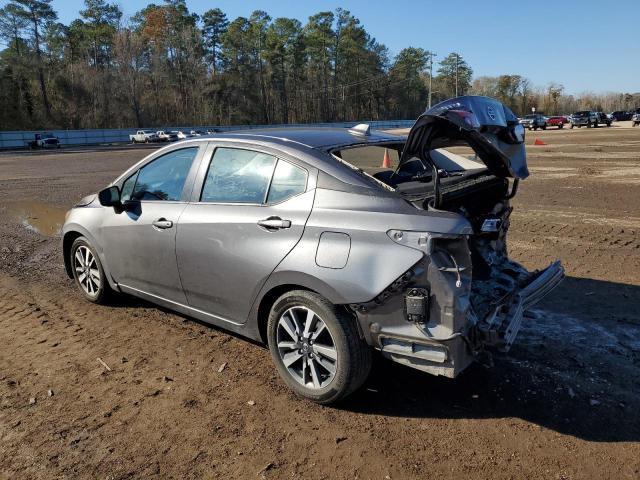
[428,51,437,109]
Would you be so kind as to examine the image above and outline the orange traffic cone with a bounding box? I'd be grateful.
[534,138,546,146]
[382,148,392,168]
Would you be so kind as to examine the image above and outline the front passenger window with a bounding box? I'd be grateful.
[130,147,198,201]
[120,171,138,202]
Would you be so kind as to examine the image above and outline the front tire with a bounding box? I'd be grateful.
[267,290,372,404]
[70,237,111,304]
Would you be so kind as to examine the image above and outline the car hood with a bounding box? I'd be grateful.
[401,96,529,179]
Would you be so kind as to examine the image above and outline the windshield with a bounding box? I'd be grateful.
[523,115,536,119]
[573,111,589,117]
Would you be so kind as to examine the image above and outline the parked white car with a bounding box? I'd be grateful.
[129,130,159,143]
[156,130,179,142]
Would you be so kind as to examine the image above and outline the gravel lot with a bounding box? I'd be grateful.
[1,124,639,479]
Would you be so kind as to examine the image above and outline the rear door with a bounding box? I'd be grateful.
[176,143,315,324]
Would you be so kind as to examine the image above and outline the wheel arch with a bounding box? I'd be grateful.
[61,225,118,290]
[250,272,347,344]
[255,284,313,344]
[62,230,83,278]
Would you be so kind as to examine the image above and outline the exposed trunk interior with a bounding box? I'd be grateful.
[374,157,536,331]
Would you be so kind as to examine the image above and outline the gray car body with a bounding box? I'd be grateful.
[63,120,564,379]
[63,129,471,363]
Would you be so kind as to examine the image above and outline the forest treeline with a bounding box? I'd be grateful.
[1,0,638,130]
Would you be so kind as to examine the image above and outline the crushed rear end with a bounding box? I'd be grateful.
[355,96,564,377]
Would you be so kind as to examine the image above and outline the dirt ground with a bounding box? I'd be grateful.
[1,123,639,479]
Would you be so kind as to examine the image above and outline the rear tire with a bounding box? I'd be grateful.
[267,290,372,404]
[70,237,111,304]
[558,124,564,129]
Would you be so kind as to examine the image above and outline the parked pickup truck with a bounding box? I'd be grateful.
[609,111,632,121]
[570,111,598,128]
[546,116,567,129]
[26,132,60,149]
[519,114,547,130]
[594,112,612,127]
[129,130,159,143]
[156,130,179,142]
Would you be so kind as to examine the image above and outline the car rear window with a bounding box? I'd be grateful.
[335,145,400,174]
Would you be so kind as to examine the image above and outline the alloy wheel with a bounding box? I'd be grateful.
[74,245,101,297]
[276,306,338,389]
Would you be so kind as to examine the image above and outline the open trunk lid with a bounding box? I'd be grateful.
[401,96,529,179]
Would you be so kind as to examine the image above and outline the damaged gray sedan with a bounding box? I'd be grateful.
[62,96,563,404]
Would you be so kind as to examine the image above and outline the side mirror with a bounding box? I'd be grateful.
[98,186,122,209]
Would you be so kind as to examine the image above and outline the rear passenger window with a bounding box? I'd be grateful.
[201,148,276,203]
[267,160,307,203]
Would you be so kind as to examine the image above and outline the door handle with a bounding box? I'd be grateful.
[257,217,291,230]
[152,218,173,229]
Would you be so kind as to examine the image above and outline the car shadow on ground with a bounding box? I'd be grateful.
[341,276,640,443]
[105,275,639,442]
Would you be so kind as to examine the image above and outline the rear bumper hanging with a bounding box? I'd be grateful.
[478,260,565,351]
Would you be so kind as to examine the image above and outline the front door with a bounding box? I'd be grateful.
[101,146,201,303]
[176,145,314,324]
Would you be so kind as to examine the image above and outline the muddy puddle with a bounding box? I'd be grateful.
[5,200,67,236]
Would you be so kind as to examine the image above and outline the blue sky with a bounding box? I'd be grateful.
[32,0,640,94]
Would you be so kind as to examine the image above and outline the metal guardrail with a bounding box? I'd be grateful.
[0,120,414,149]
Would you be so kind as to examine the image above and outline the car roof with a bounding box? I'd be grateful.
[121,126,408,192]
[200,127,407,151]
